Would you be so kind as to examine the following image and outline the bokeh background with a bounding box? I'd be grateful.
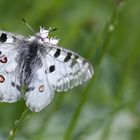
[0,0,140,140]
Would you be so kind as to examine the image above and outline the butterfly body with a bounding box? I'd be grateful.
[16,40,43,87]
[0,27,93,112]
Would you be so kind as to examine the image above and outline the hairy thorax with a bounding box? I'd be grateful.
[16,41,43,86]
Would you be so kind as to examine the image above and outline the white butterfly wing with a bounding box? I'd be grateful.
[45,44,93,92]
[25,65,54,112]
[0,30,26,71]
[0,30,25,43]
[0,30,24,102]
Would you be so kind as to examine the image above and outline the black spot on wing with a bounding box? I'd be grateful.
[45,69,47,73]
[11,82,21,91]
[74,55,79,59]
[0,33,7,43]
[28,87,35,92]
[64,52,72,62]
[82,60,87,65]
[11,82,16,87]
[49,65,55,73]
[70,60,77,68]
[69,55,79,68]
[54,49,61,58]
[0,51,1,55]
[16,85,21,91]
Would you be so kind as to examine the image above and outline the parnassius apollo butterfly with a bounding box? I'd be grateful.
[0,27,93,112]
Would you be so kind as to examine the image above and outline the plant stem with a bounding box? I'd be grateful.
[8,109,31,140]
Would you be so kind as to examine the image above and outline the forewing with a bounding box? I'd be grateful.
[44,44,94,92]
[25,65,54,112]
[0,30,26,72]
[0,30,26,44]
[0,30,23,102]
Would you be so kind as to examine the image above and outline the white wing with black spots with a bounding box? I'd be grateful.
[0,30,23,102]
[25,65,54,112]
[45,44,93,91]
[0,30,26,72]
[0,30,26,44]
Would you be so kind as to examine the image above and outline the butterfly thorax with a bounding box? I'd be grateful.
[16,40,43,87]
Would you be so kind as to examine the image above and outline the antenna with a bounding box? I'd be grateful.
[22,18,36,34]
[50,28,57,32]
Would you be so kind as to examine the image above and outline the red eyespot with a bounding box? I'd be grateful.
[0,57,8,63]
[39,85,45,92]
[0,75,5,83]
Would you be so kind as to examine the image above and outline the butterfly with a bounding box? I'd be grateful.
[0,26,94,112]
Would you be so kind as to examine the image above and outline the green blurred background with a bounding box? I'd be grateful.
[0,0,140,140]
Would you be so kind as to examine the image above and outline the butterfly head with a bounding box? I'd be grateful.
[30,27,59,45]
[39,26,49,40]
